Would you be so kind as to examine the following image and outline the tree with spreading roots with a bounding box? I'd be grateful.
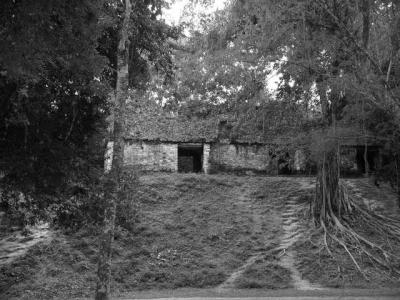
[199,0,400,276]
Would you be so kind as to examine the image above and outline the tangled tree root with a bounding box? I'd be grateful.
[313,180,400,280]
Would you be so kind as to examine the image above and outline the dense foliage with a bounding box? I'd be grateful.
[0,0,110,226]
[143,2,318,147]
[0,0,177,227]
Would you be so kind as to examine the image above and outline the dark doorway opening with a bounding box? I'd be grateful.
[278,153,291,175]
[178,144,203,173]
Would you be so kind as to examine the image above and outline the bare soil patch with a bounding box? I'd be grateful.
[0,223,52,266]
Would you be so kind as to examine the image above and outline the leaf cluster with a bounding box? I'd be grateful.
[0,0,178,227]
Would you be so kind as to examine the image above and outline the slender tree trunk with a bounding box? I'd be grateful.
[386,9,400,105]
[95,1,132,299]
[396,157,400,208]
[361,0,371,177]
[364,141,369,175]
[362,98,369,176]
[361,0,370,50]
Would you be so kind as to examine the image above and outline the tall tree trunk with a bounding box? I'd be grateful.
[386,7,400,105]
[314,139,355,224]
[314,147,339,222]
[313,0,374,225]
[361,0,371,176]
[314,76,342,224]
[361,0,370,50]
[95,1,132,299]
[362,98,369,176]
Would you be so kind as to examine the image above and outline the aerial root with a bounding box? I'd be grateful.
[317,180,400,279]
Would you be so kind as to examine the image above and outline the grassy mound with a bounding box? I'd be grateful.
[2,174,399,300]
[0,173,287,299]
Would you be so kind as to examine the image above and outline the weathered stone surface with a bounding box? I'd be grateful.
[203,144,210,174]
[124,141,214,173]
[123,141,315,175]
[340,147,358,174]
[209,143,273,173]
[294,150,306,172]
[124,141,178,172]
[123,140,379,176]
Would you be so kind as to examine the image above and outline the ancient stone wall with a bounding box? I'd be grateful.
[123,140,314,175]
[294,149,306,172]
[209,143,277,174]
[340,147,358,174]
[203,144,210,174]
[124,141,178,172]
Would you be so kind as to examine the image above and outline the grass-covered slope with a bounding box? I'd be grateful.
[0,174,287,299]
[1,174,399,300]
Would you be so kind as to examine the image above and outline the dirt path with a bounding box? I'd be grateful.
[277,189,322,291]
[217,179,270,290]
[218,177,322,291]
[0,223,53,266]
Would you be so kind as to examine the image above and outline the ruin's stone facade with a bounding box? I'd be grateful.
[294,149,306,172]
[209,143,276,174]
[124,141,178,172]
[340,147,358,174]
[203,144,210,174]
[123,140,279,174]
[123,140,371,175]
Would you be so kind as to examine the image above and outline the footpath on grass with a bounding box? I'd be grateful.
[217,177,320,291]
[0,222,53,266]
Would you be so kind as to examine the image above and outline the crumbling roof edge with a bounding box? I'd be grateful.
[125,137,383,147]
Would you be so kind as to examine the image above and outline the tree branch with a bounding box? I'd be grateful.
[318,1,383,75]
[168,40,194,53]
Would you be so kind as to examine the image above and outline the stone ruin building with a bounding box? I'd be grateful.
[123,115,381,176]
